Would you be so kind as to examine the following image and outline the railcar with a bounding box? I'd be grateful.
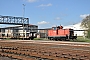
[48,26,77,41]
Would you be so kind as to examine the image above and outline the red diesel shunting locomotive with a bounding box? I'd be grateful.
[48,25,77,41]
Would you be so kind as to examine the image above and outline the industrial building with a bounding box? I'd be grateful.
[39,28,51,38]
[64,23,86,36]
[0,24,38,39]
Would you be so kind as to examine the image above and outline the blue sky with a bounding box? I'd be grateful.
[0,0,90,28]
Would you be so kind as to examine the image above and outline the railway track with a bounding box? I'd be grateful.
[0,40,90,60]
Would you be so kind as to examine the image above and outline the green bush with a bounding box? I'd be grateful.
[87,29,90,38]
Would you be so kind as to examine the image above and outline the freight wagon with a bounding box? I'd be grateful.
[48,26,77,41]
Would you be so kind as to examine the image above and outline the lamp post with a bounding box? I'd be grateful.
[23,4,25,40]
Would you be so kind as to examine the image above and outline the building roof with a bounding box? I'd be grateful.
[28,24,38,27]
[63,23,84,30]
[0,24,38,29]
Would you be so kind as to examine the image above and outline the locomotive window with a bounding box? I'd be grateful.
[69,29,74,36]
[53,27,57,30]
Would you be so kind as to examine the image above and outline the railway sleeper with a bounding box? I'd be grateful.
[7,50,40,58]
[29,52,53,60]
[27,52,53,60]
[0,50,36,60]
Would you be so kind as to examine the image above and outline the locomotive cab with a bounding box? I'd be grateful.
[69,29,77,40]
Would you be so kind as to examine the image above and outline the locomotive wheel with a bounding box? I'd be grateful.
[62,38,66,41]
[55,38,58,41]
[55,39,57,41]
[48,37,52,40]
[49,38,51,40]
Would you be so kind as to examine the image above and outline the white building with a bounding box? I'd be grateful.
[63,23,85,36]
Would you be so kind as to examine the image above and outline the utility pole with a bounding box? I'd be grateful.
[23,4,25,40]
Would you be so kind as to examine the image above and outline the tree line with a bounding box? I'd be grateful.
[81,15,90,38]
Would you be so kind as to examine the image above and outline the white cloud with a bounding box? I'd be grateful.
[80,14,90,19]
[37,3,52,7]
[27,0,38,3]
[52,25,57,27]
[37,21,49,24]
[55,17,61,20]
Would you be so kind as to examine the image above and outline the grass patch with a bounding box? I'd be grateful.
[34,38,44,40]
[6,38,11,40]
[34,37,90,43]
[34,38,49,40]
[70,37,90,42]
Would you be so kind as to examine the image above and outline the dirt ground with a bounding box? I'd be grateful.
[0,40,90,60]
